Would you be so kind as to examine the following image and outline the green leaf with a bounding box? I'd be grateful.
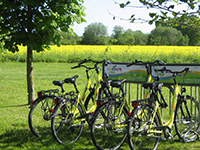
[155,21,160,26]
[168,5,174,9]
[161,11,167,17]
[149,20,153,25]
[130,14,135,18]
[172,12,177,17]
[119,3,125,8]
[130,18,135,23]
[126,1,131,5]
[190,3,195,9]
[149,13,156,18]
[180,0,187,2]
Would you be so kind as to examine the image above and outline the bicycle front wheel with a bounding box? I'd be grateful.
[174,95,200,142]
[51,99,84,145]
[28,95,56,137]
[128,104,161,150]
[90,101,128,150]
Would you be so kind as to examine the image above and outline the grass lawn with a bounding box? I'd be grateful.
[0,62,200,149]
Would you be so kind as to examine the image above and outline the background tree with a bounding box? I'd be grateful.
[111,26,135,45]
[111,26,148,45]
[163,15,200,46]
[147,26,189,45]
[132,30,148,45]
[179,25,200,46]
[80,22,109,45]
[0,0,85,104]
[111,25,124,45]
[59,31,80,45]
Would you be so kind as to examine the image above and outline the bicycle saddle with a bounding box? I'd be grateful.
[111,79,126,88]
[64,75,79,83]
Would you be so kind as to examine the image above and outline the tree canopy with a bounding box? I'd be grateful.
[80,22,109,45]
[0,0,86,104]
[147,26,189,45]
[0,0,86,52]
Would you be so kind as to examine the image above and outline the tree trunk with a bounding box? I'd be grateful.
[27,46,35,104]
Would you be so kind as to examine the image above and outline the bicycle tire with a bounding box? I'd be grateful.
[128,104,161,150]
[28,95,56,137]
[51,98,84,145]
[174,95,200,142]
[90,101,128,150]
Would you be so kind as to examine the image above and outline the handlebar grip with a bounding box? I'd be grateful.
[78,59,88,65]
[73,75,79,79]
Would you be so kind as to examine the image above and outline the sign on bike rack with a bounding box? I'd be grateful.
[104,62,200,85]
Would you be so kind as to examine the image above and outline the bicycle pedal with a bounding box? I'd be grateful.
[75,113,89,120]
[174,139,181,142]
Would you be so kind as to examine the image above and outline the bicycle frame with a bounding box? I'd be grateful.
[142,69,188,135]
[105,82,130,129]
[64,63,104,123]
[105,60,163,129]
[74,72,103,116]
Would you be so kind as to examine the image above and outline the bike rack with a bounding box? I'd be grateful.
[103,62,200,116]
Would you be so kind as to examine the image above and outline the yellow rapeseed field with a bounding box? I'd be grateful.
[1,45,200,63]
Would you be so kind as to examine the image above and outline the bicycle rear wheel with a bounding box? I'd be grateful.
[90,101,128,150]
[174,95,200,142]
[51,99,84,145]
[128,104,161,150]
[28,95,56,137]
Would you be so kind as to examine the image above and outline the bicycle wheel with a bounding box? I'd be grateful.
[90,101,128,150]
[51,99,84,145]
[128,104,161,150]
[28,95,56,137]
[174,95,200,142]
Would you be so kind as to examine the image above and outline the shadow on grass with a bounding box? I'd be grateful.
[0,103,29,108]
[0,125,96,150]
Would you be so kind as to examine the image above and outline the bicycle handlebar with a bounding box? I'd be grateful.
[78,59,108,65]
[71,59,111,71]
[126,59,166,67]
[154,67,189,74]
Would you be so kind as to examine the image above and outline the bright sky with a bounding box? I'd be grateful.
[72,0,157,36]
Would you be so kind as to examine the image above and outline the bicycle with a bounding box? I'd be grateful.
[128,67,200,150]
[90,78,129,150]
[89,59,173,150]
[28,77,73,137]
[127,60,175,123]
[51,59,109,145]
